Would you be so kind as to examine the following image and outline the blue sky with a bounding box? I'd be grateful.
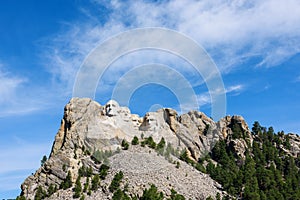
[1,0,300,198]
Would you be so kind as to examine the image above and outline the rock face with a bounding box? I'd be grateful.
[284,133,300,157]
[46,146,224,200]
[217,115,253,159]
[20,98,252,199]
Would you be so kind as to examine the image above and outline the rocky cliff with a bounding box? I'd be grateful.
[20,97,293,200]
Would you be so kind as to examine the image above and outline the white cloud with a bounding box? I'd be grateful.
[0,65,56,117]
[40,19,127,95]
[43,0,300,96]
[110,63,199,113]
[95,49,206,99]
[79,1,299,70]
[197,84,244,107]
[159,0,300,69]
[225,84,244,94]
[197,93,211,107]
[0,66,26,104]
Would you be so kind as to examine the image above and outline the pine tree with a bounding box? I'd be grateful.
[80,194,85,200]
[112,189,131,200]
[47,183,56,197]
[60,171,72,190]
[91,174,100,191]
[99,164,110,180]
[109,171,124,192]
[34,186,46,200]
[231,123,243,139]
[121,139,129,150]
[86,166,93,177]
[131,136,139,145]
[16,196,26,200]
[73,175,82,198]
[179,149,193,164]
[168,188,185,200]
[83,177,89,192]
[156,137,166,150]
[140,184,164,200]
[41,155,47,166]
[252,121,262,135]
[145,137,156,149]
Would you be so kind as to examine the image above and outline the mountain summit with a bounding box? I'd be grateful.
[18,98,300,200]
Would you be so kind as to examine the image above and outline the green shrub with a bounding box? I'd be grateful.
[109,171,124,192]
[60,171,72,190]
[179,149,194,165]
[176,161,180,169]
[47,183,57,197]
[140,184,164,200]
[83,177,89,192]
[16,196,26,200]
[131,136,139,145]
[91,174,100,191]
[73,175,82,198]
[156,137,166,150]
[99,164,110,179]
[168,188,185,200]
[112,189,131,200]
[80,194,85,200]
[144,137,156,149]
[122,139,129,150]
[41,155,47,166]
[34,186,46,200]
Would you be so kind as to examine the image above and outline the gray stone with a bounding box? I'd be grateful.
[20,98,253,199]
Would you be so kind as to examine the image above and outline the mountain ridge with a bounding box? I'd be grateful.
[17,98,300,200]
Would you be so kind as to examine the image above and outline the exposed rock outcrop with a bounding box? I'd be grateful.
[45,146,225,200]
[289,134,300,157]
[20,98,252,199]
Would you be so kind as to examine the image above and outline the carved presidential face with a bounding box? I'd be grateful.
[105,100,119,117]
[131,114,141,126]
[141,112,159,131]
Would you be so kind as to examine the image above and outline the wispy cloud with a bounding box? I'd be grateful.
[0,65,26,104]
[4,0,294,116]
[225,84,244,95]
[197,84,245,107]
[197,93,211,107]
[40,19,127,95]
[42,0,300,100]
[110,63,198,110]
[0,64,56,117]
[94,0,300,69]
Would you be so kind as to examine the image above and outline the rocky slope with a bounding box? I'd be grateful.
[19,97,295,200]
[44,145,224,200]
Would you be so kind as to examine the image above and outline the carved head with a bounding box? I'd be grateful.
[131,114,142,126]
[140,112,159,131]
[105,100,119,117]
